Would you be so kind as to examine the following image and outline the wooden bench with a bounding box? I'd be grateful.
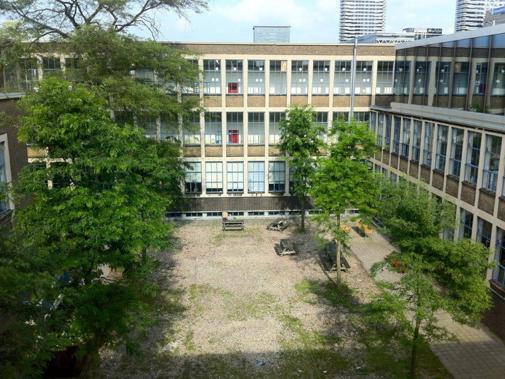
[274,239,297,256]
[222,219,245,231]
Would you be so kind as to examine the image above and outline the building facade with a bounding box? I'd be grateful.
[484,5,505,26]
[456,0,505,32]
[402,28,443,40]
[369,24,505,339]
[339,0,386,42]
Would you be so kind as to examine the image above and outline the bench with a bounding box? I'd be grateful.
[267,218,289,232]
[322,240,351,272]
[274,239,298,256]
[222,219,245,231]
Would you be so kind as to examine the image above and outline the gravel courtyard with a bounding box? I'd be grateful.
[99,219,448,378]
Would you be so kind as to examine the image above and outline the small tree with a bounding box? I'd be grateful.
[311,118,378,280]
[370,256,448,379]
[280,106,324,231]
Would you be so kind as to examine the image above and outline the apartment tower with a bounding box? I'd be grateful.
[456,0,505,31]
[339,0,386,42]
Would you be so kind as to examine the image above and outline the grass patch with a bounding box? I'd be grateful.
[295,278,357,309]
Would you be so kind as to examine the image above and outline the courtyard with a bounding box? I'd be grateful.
[99,219,450,378]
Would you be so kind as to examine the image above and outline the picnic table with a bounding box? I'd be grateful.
[274,239,297,256]
[222,218,245,231]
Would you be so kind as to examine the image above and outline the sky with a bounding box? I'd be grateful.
[144,0,457,43]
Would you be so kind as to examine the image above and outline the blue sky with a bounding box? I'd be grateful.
[144,0,457,42]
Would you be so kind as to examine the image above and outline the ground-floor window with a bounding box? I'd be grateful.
[227,162,244,193]
[248,161,264,193]
[459,208,473,240]
[269,161,285,193]
[494,228,505,288]
[185,162,202,194]
[205,162,223,194]
[0,141,8,213]
[477,217,492,248]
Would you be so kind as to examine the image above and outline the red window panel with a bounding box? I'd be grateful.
[228,82,238,94]
[228,129,239,144]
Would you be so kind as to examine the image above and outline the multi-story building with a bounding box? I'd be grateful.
[402,27,443,40]
[339,0,386,42]
[253,26,291,43]
[369,23,505,339]
[456,0,505,32]
[484,5,505,25]
[0,43,396,218]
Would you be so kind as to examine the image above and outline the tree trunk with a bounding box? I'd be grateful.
[300,197,306,232]
[410,311,421,379]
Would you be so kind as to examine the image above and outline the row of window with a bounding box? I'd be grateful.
[185,161,287,194]
[371,112,504,194]
[203,59,394,96]
[0,57,395,97]
[145,111,370,145]
[394,60,504,97]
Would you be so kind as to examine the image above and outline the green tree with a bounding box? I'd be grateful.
[1,78,185,377]
[279,106,324,231]
[370,256,448,379]
[311,118,378,281]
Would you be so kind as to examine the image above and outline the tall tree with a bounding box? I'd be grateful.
[311,118,378,280]
[279,106,324,231]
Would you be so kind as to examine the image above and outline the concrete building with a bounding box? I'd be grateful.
[339,0,386,42]
[357,29,443,44]
[253,26,291,43]
[369,23,505,339]
[484,5,505,25]
[456,0,505,31]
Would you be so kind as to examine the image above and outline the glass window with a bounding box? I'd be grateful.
[0,141,8,213]
[377,113,385,147]
[369,112,377,134]
[185,162,202,194]
[465,132,481,184]
[204,113,222,145]
[248,60,265,95]
[482,135,501,192]
[291,60,309,95]
[494,228,505,288]
[203,59,221,95]
[181,59,199,94]
[227,112,243,145]
[474,63,488,95]
[269,161,285,192]
[477,217,492,248]
[20,58,39,91]
[334,61,352,95]
[248,112,265,145]
[412,120,422,162]
[139,116,158,140]
[355,61,372,95]
[333,112,349,123]
[312,60,330,95]
[459,208,473,239]
[393,61,410,96]
[227,162,244,193]
[226,60,243,95]
[453,62,469,95]
[492,63,505,96]
[385,115,392,150]
[316,112,328,130]
[353,112,370,123]
[183,113,200,145]
[422,122,434,167]
[269,112,284,145]
[436,62,451,95]
[376,61,394,95]
[400,118,411,158]
[269,60,287,95]
[450,128,464,177]
[248,161,265,193]
[435,125,448,171]
[414,62,430,95]
[160,114,179,142]
[392,116,401,154]
[205,162,223,193]
[64,58,83,82]
[42,57,61,78]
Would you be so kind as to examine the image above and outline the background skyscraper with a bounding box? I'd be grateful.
[455,0,505,31]
[339,0,386,42]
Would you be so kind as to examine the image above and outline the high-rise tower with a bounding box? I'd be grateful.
[455,0,505,31]
[339,0,386,42]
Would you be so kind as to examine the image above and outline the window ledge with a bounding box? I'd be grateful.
[479,187,496,196]
[462,181,477,189]
[433,169,445,175]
